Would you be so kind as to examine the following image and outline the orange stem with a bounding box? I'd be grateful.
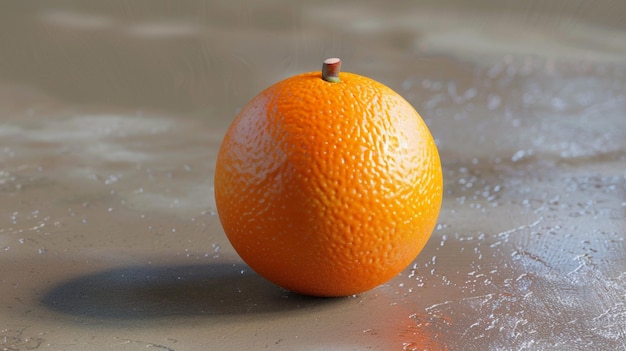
[322,58,341,83]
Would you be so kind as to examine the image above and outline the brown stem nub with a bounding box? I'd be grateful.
[322,58,341,83]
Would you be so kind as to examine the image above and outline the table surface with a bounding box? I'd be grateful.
[1,1,625,350]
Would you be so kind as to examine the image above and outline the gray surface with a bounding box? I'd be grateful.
[1,1,625,350]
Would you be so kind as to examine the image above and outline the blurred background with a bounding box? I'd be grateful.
[2,1,624,128]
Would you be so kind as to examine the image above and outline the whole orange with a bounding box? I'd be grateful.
[214,58,442,297]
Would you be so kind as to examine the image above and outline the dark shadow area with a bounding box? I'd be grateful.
[41,262,340,320]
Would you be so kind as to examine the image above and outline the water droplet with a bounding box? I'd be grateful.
[487,62,504,78]
[551,97,567,111]
[447,81,457,97]
[104,174,119,185]
[487,94,501,110]
[464,87,477,100]
[512,149,533,162]
[401,79,413,91]
[402,342,421,351]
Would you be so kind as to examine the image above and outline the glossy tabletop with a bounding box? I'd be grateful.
[1,1,625,350]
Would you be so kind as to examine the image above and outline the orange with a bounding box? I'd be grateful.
[214,58,442,297]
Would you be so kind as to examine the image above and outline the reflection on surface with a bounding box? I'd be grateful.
[1,1,625,350]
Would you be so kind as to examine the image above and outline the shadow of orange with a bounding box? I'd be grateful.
[41,262,340,322]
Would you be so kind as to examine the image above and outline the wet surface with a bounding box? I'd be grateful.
[1,1,626,350]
